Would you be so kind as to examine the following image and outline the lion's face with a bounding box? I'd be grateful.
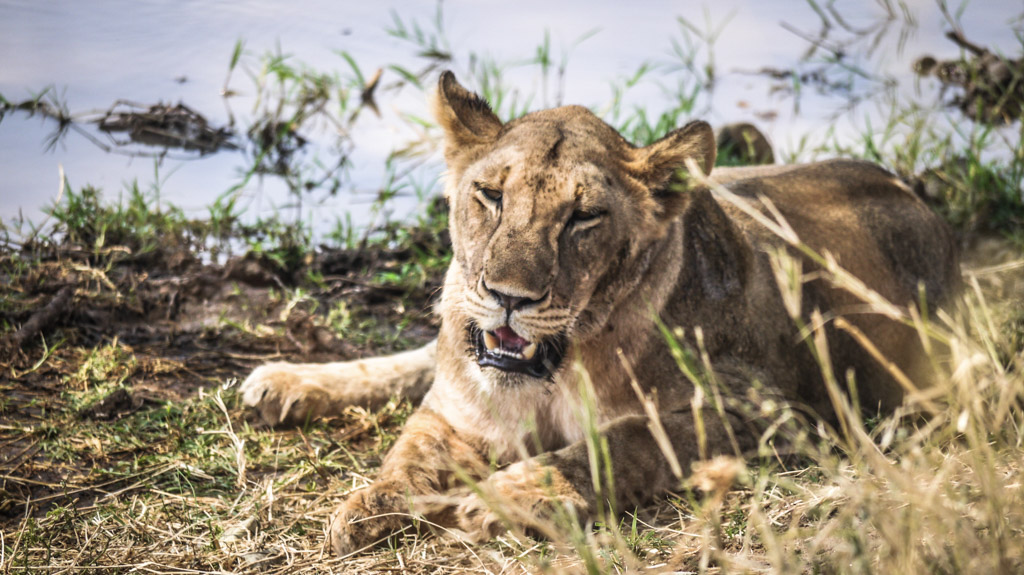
[434,72,715,387]
[450,128,632,382]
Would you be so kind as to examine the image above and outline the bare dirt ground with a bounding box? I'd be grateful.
[0,221,461,572]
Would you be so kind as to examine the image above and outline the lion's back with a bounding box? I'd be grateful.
[713,159,960,413]
[720,159,959,307]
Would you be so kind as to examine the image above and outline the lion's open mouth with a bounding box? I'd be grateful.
[471,325,566,380]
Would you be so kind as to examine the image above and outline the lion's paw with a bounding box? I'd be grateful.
[449,461,590,542]
[451,492,507,542]
[329,483,415,556]
[240,363,332,426]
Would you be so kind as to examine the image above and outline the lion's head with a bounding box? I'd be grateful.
[434,72,716,387]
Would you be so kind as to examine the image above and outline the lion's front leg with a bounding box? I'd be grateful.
[240,340,437,426]
[329,407,487,556]
[451,411,746,541]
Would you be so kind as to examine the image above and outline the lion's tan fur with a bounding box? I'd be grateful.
[240,72,960,556]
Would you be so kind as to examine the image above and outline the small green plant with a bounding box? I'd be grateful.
[66,340,136,393]
[622,511,674,557]
[45,175,208,262]
[602,13,725,145]
[239,216,313,276]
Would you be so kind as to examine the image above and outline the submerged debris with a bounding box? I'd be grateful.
[97,101,237,152]
[914,30,1024,124]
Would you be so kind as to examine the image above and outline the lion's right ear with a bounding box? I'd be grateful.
[433,71,502,170]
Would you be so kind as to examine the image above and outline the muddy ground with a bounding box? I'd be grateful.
[0,208,459,568]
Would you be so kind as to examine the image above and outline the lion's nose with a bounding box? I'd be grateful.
[481,279,547,312]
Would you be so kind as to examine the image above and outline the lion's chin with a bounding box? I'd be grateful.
[469,324,567,382]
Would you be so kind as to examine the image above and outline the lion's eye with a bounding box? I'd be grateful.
[474,183,503,204]
[569,209,606,227]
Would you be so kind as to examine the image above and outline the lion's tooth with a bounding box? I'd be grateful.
[522,342,538,360]
[483,331,499,351]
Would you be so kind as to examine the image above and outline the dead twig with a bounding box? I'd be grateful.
[7,285,75,350]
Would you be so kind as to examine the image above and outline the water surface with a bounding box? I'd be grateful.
[1,0,1021,233]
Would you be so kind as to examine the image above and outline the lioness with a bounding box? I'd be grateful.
[241,72,960,556]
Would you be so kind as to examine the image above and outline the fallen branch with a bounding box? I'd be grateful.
[8,285,75,349]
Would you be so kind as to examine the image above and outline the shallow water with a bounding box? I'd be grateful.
[1,0,1021,234]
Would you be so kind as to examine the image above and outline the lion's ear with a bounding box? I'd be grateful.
[433,71,502,171]
[629,121,716,222]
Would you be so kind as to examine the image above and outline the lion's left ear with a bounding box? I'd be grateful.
[628,120,716,221]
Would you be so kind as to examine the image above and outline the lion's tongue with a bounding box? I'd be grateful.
[484,326,538,360]
[495,326,528,349]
